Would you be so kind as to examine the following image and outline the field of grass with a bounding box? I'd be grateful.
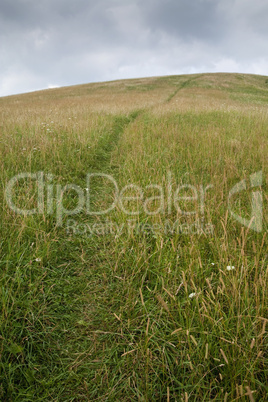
[0,73,267,401]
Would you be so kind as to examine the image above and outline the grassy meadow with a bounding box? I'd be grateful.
[0,73,267,400]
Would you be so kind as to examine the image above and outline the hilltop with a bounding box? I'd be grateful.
[2,72,268,110]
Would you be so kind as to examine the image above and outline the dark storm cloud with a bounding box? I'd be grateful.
[0,0,267,96]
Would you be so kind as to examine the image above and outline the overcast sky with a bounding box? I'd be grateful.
[1,0,268,96]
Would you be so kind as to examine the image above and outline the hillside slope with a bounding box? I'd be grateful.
[0,73,267,401]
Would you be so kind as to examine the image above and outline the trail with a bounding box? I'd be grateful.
[166,75,204,103]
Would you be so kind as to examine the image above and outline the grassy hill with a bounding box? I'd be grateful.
[0,73,267,400]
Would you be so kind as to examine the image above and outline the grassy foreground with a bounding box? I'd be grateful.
[0,73,267,400]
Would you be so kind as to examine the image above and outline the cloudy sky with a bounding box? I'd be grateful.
[1,0,268,96]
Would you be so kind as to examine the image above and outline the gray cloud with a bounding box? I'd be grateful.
[141,0,224,42]
[0,0,267,96]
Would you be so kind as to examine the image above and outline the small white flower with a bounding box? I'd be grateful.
[85,188,89,192]
[189,293,196,299]
[35,258,41,262]
[227,266,235,271]
[211,263,215,266]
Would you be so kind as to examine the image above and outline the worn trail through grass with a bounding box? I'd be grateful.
[0,111,142,400]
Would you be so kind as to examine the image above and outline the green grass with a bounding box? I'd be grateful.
[0,73,267,401]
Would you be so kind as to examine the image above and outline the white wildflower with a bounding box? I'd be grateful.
[35,258,41,262]
[189,293,196,299]
[227,266,235,271]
